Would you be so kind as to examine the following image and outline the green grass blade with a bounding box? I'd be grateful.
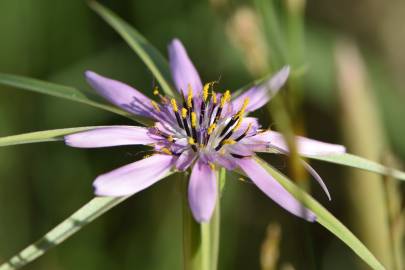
[89,1,176,97]
[0,171,174,270]
[0,127,104,147]
[0,73,151,124]
[254,157,385,270]
[0,197,128,270]
[307,153,405,181]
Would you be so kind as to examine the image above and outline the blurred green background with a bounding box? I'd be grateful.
[0,0,403,269]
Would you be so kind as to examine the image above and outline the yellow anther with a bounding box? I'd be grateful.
[151,100,161,112]
[233,117,243,131]
[171,98,178,112]
[191,112,197,128]
[181,108,188,119]
[220,90,231,108]
[203,83,210,102]
[208,162,216,171]
[167,135,174,142]
[222,139,236,145]
[187,84,193,108]
[207,123,217,135]
[153,86,159,96]
[188,137,195,145]
[161,147,172,155]
[212,90,217,104]
[235,97,249,118]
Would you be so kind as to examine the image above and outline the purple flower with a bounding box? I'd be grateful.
[65,39,345,223]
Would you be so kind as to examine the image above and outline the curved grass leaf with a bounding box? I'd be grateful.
[0,171,175,270]
[306,153,405,181]
[253,157,385,270]
[0,73,151,125]
[89,1,176,97]
[0,127,103,147]
[0,197,128,270]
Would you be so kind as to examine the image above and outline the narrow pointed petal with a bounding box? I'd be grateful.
[168,39,203,96]
[237,157,316,222]
[266,131,346,156]
[302,160,331,200]
[188,160,217,222]
[85,71,155,118]
[65,126,156,148]
[232,66,290,113]
[94,154,174,196]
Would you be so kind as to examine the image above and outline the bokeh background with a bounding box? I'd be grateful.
[0,0,404,269]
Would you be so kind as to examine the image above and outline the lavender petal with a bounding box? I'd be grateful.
[188,160,217,223]
[85,71,155,118]
[237,157,316,222]
[65,126,156,148]
[93,154,174,196]
[168,39,203,96]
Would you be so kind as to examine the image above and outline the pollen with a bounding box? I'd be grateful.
[191,112,197,128]
[187,84,193,108]
[161,147,172,155]
[171,98,178,112]
[207,123,216,135]
[167,135,174,142]
[212,90,217,104]
[151,100,161,112]
[235,97,249,118]
[181,108,188,119]
[153,86,159,96]
[220,90,231,108]
[203,83,210,102]
[208,162,216,171]
[188,137,196,145]
[222,139,236,145]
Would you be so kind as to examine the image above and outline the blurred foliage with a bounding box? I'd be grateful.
[0,0,403,269]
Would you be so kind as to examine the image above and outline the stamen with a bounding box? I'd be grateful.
[188,137,198,152]
[232,117,243,131]
[235,122,253,141]
[150,100,161,112]
[203,83,210,102]
[208,162,215,171]
[219,117,238,137]
[191,112,197,128]
[234,97,249,119]
[188,137,195,145]
[161,147,172,155]
[153,86,160,96]
[171,98,184,128]
[199,100,206,125]
[181,108,188,119]
[220,90,231,108]
[191,112,198,142]
[215,138,235,151]
[171,98,178,112]
[207,123,217,135]
[181,108,191,136]
[212,90,217,104]
[167,135,174,142]
[187,84,193,109]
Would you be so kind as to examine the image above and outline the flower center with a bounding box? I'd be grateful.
[148,83,253,156]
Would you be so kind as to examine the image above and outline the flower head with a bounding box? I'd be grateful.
[65,39,345,223]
